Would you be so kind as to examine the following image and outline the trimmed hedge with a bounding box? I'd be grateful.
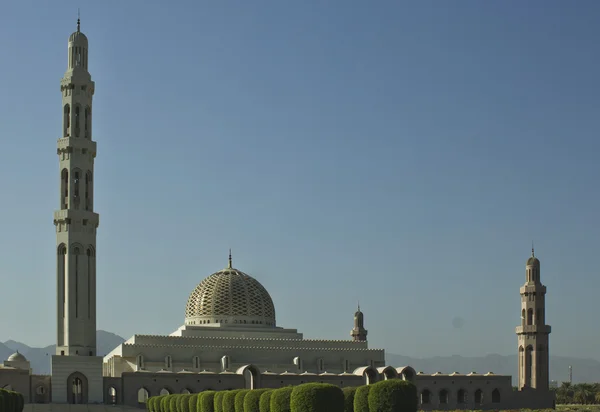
[214,391,226,412]
[188,393,199,412]
[0,389,24,412]
[234,389,250,412]
[223,390,243,412]
[170,394,180,412]
[161,395,171,412]
[290,383,344,412]
[353,385,371,412]
[259,390,274,412]
[243,388,270,412]
[200,391,216,412]
[342,387,358,412]
[368,379,418,412]
[269,387,293,412]
[178,394,190,412]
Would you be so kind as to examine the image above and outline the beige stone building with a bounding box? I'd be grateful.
[0,20,555,410]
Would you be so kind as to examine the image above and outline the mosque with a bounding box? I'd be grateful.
[0,21,555,410]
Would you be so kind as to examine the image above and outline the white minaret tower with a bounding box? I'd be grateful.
[516,246,551,391]
[51,18,103,404]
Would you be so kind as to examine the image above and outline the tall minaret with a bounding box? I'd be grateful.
[516,247,551,390]
[350,303,368,342]
[52,18,103,404]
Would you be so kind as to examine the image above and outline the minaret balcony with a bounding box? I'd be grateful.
[515,325,551,334]
[520,284,547,294]
[54,209,99,227]
[57,136,97,155]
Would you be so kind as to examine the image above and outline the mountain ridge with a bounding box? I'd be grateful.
[2,331,598,383]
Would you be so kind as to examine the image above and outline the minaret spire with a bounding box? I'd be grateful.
[228,249,232,269]
[532,241,535,257]
[77,9,80,32]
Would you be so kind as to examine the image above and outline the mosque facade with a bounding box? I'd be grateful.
[0,22,555,410]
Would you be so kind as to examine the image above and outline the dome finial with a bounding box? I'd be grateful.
[357,300,361,312]
[228,249,232,269]
[77,8,81,32]
[532,241,535,257]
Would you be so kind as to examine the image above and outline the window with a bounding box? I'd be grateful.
[421,390,431,405]
[439,389,448,404]
[492,389,501,403]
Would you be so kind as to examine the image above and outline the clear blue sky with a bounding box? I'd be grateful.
[0,1,599,361]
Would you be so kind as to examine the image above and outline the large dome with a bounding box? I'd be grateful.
[185,260,276,327]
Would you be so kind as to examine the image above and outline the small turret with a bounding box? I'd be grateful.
[350,302,368,342]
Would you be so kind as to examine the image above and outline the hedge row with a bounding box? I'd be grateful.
[0,388,25,412]
[146,380,416,412]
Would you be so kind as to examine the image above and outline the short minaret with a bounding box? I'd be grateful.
[350,303,368,342]
[516,247,551,390]
[52,18,103,404]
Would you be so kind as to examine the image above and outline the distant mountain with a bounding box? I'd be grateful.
[386,353,600,385]
[2,330,125,375]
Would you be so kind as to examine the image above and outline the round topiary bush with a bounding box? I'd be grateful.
[223,390,242,412]
[178,394,190,412]
[269,387,293,412]
[289,383,344,412]
[214,391,226,412]
[16,392,24,412]
[161,395,171,412]
[243,388,270,412]
[0,390,9,412]
[170,394,180,412]
[259,389,274,412]
[342,387,358,412]
[234,390,250,412]
[367,380,418,412]
[199,391,216,412]
[353,385,371,412]
[188,393,199,412]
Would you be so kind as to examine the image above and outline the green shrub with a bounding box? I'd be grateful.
[6,390,16,412]
[188,393,199,412]
[234,390,251,412]
[214,391,226,412]
[353,385,371,412]
[199,391,216,412]
[244,389,271,412]
[270,387,293,412]
[342,387,358,412]
[146,396,155,412]
[223,390,242,412]
[259,390,274,412]
[290,383,344,412]
[170,395,180,412]
[156,396,167,412]
[0,389,9,412]
[181,394,193,412]
[367,380,417,412]
[15,391,24,412]
[161,395,172,412]
[178,394,188,412]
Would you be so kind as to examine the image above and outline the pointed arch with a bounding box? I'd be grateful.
[67,372,88,404]
[420,389,431,405]
[74,105,81,137]
[353,366,378,385]
[396,366,416,382]
[85,171,93,211]
[84,106,91,138]
[137,387,149,404]
[492,388,501,403]
[438,388,449,404]
[64,104,71,137]
[61,169,69,209]
[237,364,261,389]
[474,388,483,404]
[377,366,398,380]
[457,388,467,404]
[527,308,533,325]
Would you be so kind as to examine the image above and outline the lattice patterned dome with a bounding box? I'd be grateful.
[185,257,276,327]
